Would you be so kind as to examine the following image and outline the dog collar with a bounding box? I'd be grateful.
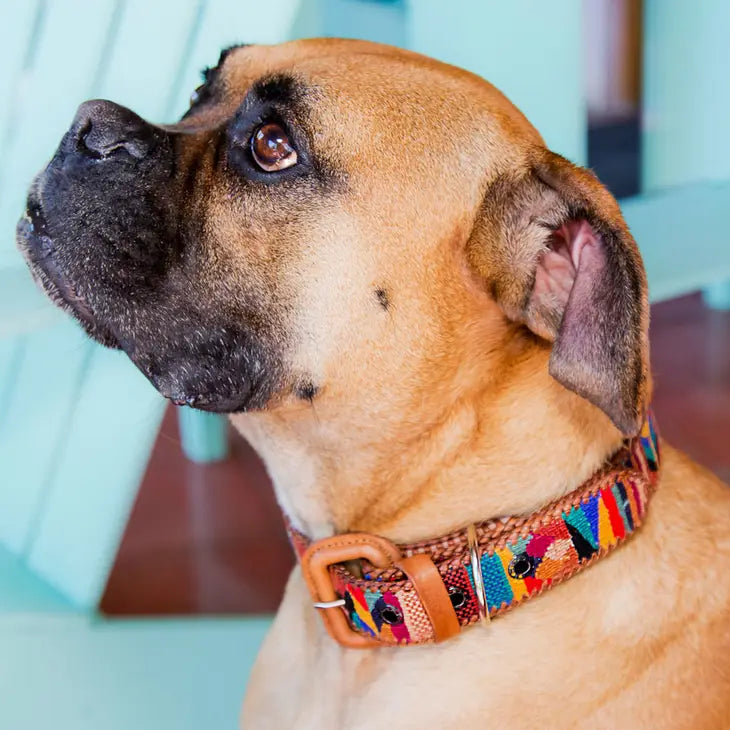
[288,415,660,649]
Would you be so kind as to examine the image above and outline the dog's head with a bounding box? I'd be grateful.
[18,39,648,434]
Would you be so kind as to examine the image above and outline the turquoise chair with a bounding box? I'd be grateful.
[1,2,728,728]
[0,1,311,727]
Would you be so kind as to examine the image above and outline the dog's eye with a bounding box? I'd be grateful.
[250,122,297,172]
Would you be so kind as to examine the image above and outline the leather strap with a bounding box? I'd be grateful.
[300,533,402,649]
[397,553,460,642]
[289,413,661,648]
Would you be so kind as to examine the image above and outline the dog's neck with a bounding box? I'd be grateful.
[232,334,624,544]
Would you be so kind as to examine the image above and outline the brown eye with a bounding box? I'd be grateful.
[250,122,297,172]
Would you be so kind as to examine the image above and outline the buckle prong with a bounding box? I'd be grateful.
[313,598,346,609]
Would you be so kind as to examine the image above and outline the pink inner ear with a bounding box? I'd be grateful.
[532,219,601,317]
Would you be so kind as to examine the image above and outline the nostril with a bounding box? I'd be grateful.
[75,119,99,157]
[77,118,152,160]
[78,120,146,159]
[71,100,157,160]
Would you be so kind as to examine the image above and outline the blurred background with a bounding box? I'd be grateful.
[1,1,728,728]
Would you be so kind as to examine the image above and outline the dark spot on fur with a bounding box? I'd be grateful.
[295,380,319,402]
[375,288,390,310]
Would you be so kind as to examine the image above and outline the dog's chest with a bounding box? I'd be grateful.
[263,572,640,730]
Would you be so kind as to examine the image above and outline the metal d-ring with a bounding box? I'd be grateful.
[467,524,491,628]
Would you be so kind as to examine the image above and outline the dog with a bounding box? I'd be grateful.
[18,39,730,729]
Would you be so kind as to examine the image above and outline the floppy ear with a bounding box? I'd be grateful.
[467,148,649,436]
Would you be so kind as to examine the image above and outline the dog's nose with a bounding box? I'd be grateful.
[70,99,158,160]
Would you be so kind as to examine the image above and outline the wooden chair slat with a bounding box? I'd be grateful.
[0,337,23,433]
[98,0,204,122]
[0,321,91,554]
[166,0,304,119]
[0,267,64,338]
[26,345,164,608]
[0,542,74,611]
[0,0,123,267]
[0,0,43,169]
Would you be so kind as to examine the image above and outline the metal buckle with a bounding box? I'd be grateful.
[467,524,491,628]
[300,533,402,649]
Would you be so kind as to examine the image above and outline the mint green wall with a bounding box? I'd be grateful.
[407,1,586,165]
[642,0,730,308]
[643,0,730,191]
[322,0,406,46]
[302,1,586,163]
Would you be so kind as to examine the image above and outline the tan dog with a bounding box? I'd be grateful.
[17,39,730,729]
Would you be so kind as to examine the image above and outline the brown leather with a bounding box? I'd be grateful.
[301,533,402,649]
[289,421,659,648]
[396,553,461,642]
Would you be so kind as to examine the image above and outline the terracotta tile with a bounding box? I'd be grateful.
[101,408,293,616]
[650,293,730,476]
[102,538,293,615]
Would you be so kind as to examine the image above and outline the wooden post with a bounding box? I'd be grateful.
[178,408,230,464]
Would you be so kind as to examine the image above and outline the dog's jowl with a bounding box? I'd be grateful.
[18,39,730,730]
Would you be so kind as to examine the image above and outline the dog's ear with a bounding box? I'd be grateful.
[467,147,649,436]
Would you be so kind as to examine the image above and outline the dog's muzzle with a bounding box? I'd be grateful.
[17,99,169,348]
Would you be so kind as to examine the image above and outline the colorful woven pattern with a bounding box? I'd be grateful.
[291,415,660,646]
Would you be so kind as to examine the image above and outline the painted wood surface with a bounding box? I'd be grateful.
[0,0,309,607]
[26,345,167,607]
[642,0,730,308]
[1,614,271,730]
[622,182,730,303]
[0,267,63,338]
[0,320,91,556]
[0,543,73,612]
[178,407,230,463]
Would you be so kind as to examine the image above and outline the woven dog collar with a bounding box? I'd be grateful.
[288,415,660,649]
